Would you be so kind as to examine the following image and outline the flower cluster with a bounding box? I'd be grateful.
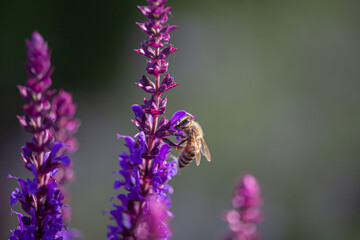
[223,174,264,240]
[9,143,69,240]
[9,31,74,240]
[107,0,183,239]
[51,89,80,156]
[51,89,80,225]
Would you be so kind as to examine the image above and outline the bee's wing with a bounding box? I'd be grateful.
[195,146,202,166]
[200,138,211,162]
[193,137,201,166]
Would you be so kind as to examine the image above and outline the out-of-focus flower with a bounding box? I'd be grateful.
[134,197,173,240]
[51,89,80,155]
[9,31,76,240]
[51,88,80,226]
[223,174,264,240]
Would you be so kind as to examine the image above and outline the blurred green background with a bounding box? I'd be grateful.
[1,0,360,239]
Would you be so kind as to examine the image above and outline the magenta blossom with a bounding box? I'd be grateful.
[223,174,264,240]
[51,88,80,225]
[51,89,80,155]
[134,197,173,240]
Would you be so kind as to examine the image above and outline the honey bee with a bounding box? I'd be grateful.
[164,115,211,168]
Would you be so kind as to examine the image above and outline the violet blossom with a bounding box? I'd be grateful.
[107,0,184,239]
[9,31,73,240]
[223,174,264,240]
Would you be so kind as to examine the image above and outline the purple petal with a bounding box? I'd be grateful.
[10,209,24,230]
[25,162,38,177]
[124,136,136,149]
[158,144,171,161]
[119,170,131,185]
[21,146,32,158]
[51,142,64,158]
[109,210,125,231]
[26,178,38,194]
[114,179,123,190]
[130,151,142,165]
[10,189,20,205]
[170,110,186,125]
[127,191,143,201]
[118,194,128,207]
[131,104,144,120]
[119,158,130,170]
[58,154,71,166]
[167,165,178,179]
[9,175,28,196]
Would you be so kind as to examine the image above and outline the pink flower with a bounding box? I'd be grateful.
[223,174,264,240]
[135,197,172,240]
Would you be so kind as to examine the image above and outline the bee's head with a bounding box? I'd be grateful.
[176,115,193,129]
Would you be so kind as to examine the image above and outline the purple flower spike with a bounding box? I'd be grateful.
[108,0,182,239]
[25,31,53,93]
[9,31,79,240]
[223,174,264,240]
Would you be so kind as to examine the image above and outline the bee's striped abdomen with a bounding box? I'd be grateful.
[178,141,196,168]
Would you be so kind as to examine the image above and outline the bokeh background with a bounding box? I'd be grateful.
[1,0,360,239]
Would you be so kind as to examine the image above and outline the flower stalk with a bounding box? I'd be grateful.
[107,0,183,239]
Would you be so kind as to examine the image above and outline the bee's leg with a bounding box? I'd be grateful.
[166,131,184,138]
[163,138,186,150]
